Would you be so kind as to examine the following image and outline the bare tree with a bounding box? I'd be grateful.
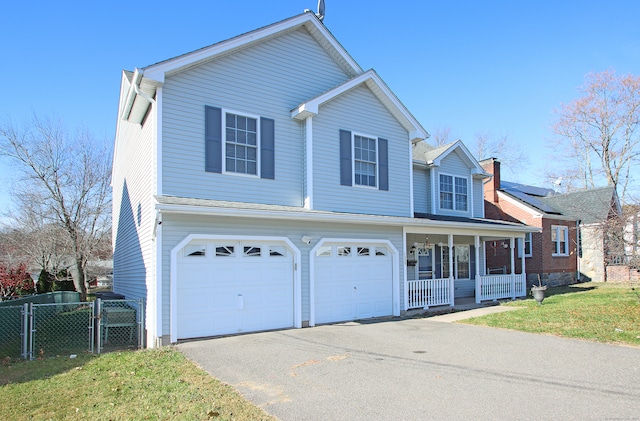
[0,115,111,300]
[551,70,640,203]
[430,126,454,147]
[473,131,529,177]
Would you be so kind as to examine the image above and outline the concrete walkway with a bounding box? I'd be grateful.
[426,304,523,322]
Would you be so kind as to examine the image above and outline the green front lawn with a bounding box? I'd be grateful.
[463,282,640,346]
[0,348,276,421]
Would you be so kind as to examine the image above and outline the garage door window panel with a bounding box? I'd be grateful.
[215,246,235,257]
[337,246,351,256]
[184,245,207,257]
[317,246,332,257]
[375,246,388,256]
[269,246,287,257]
[357,247,370,256]
[243,246,261,257]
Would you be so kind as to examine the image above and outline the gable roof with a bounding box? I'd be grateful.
[414,140,490,178]
[541,186,619,224]
[143,12,361,82]
[498,181,619,223]
[291,69,428,143]
[119,12,362,124]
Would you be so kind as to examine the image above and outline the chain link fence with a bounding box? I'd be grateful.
[0,297,144,360]
[0,305,24,360]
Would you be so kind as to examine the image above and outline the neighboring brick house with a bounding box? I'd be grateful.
[481,158,577,286]
[480,158,620,286]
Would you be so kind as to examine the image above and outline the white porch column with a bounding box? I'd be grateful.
[475,235,481,304]
[510,237,516,300]
[448,234,454,307]
[521,237,526,296]
[403,227,408,312]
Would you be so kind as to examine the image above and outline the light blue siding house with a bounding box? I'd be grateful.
[113,12,534,347]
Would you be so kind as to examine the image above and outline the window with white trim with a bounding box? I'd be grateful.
[225,112,258,175]
[354,134,377,187]
[439,174,468,211]
[551,225,569,256]
[518,233,532,258]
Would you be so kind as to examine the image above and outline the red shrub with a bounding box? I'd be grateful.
[0,264,34,299]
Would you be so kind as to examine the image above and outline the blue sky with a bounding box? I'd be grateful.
[1,0,639,216]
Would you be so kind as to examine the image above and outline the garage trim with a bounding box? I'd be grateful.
[170,234,302,343]
[309,237,400,327]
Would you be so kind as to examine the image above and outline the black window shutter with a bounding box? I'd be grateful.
[205,106,222,173]
[260,117,275,179]
[339,129,352,186]
[378,138,388,191]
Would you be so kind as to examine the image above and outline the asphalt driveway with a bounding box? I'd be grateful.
[178,316,640,420]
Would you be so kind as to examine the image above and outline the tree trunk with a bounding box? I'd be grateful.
[69,259,87,301]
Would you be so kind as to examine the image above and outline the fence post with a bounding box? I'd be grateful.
[138,298,145,349]
[21,303,29,360]
[94,298,102,354]
[88,301,94,354]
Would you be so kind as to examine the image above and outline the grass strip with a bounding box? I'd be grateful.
[462,283,640,346]
[0,348,276,421]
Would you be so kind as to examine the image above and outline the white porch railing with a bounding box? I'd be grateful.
[478,274,526,302]
[407,278,452,309]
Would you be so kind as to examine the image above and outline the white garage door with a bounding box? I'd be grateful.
[176,240,294,339]
[314,242,393,324]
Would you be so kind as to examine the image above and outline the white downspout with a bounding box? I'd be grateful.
[510,237,516,299]
[448,234,454,306]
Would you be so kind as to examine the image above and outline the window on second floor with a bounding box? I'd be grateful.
[439,174,468,211]
[225,113,258,175]
[551,225,569,256]
[354,134,377,187]
[204,106,275,179]
[340,129,388,191]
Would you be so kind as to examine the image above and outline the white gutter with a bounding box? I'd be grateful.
[134,83,156,105]
[155,202,539,234]
[121,68,143,121]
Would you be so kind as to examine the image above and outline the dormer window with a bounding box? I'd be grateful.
[439,174,468,211]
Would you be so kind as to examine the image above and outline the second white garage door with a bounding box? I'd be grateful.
[176,240,294,340]
[314,242,393,325]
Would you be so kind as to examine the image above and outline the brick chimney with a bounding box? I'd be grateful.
[480,158,501,203]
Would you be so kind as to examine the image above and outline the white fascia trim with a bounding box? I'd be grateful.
[155,87,163,196]
[304,116,314,209]
[309,237,400,327]
[169,234,302,344]
[404,225,533,238]
[120,68,143,120]
[156,202,537,234]
[291,70,427,142]
[143,14,361,83]
[496,191,544,218]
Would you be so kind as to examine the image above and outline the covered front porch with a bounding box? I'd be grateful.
[404,222,532,310]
